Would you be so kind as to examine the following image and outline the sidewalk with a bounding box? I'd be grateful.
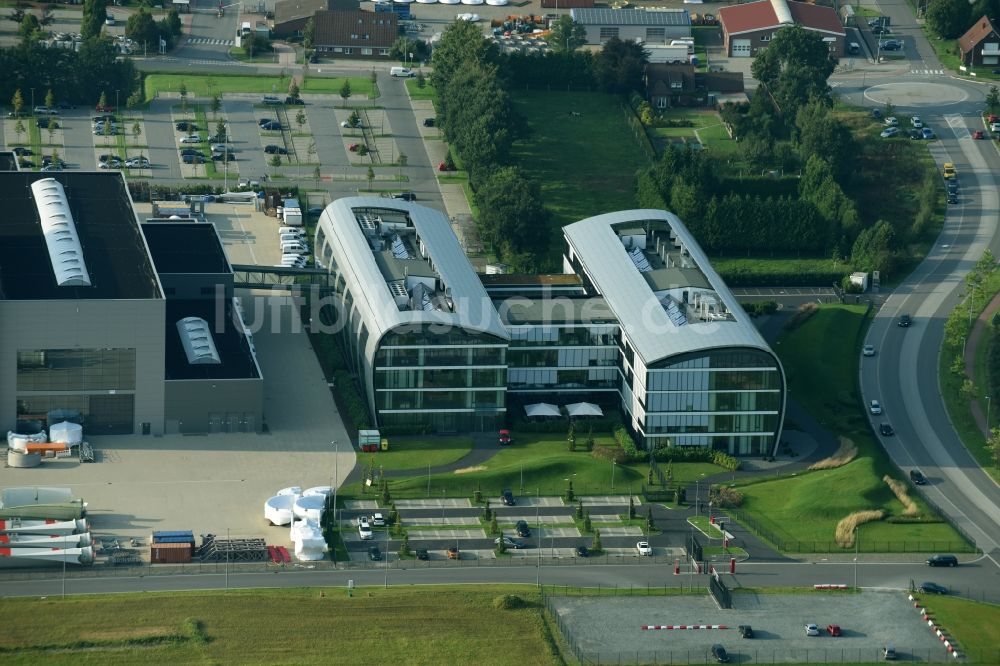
[962,291,1000,435]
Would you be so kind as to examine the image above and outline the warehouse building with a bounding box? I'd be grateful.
[0,172,262,437]
[570,8,692,46]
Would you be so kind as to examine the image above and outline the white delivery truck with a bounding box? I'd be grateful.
[282,198,303,226]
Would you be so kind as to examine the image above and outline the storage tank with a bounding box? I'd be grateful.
[302,486,332,498]
[7,450,41,468]
[49,421,83,444]
[292,494,326,523]
[264,494,297,526]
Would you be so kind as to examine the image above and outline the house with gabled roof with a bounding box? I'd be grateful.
[958,15,1000,68]
[718,0,845,58]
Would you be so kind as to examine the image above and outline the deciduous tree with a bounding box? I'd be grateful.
[473,166,550,266]
[81,0,108,41]
[925,0,972,39]
[751,26,835,120]
[593,37,647,93]
[549,16,587,52]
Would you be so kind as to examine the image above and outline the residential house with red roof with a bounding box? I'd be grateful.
[717,0,845,58]
[958,16,1000,68]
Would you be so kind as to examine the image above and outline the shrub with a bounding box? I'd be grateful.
[583,512,592,533]
[808,437,858,470]
[708,485,744,508]
[334,370,371,429]
[613,426,641,460]
[784,302,819,331]
[882,475,919,516]
[591,529,602,553]
[493,594,525,610]
[652,447,741,471]
[739,300,780,317]
[834,510,885,547]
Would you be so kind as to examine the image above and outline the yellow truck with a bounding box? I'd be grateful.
[943,163,956,179]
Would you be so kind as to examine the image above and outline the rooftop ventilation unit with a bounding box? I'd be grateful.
[358,213,380,235]
[30,178,92,287]
[176,317,222,365]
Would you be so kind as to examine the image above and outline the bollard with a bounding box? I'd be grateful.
[674,560,680,575]
[730,557,736,574]
[710,515,715,525]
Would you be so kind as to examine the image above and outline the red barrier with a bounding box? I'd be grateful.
[674,560,680,575]
[730,557,736,574]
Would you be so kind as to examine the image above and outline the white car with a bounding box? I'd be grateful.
[991,122,1000,133]
[210,143,228,153]
[870,400,882,415]
[636,541,653,556]
[911,116,923,129]
[179,134,201,144]
[371,512,385,527]
[805,623,820,636]
[863,344,876,356]
[884,116,898,127]
[358,518,373,540]
[125,157,150,168]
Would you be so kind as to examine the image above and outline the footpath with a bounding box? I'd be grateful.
[962,292,1000,435]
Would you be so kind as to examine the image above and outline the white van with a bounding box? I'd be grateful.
[279,233,304,244]
[278,226,305,236]
[282,244,308,255]
[390,66,414,78]
[281,239,309,250]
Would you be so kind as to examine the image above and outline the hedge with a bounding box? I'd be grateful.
[334,370,371,430]
[718,268,845,287]
[514,415,622,433]
[613,426,641,461]
[740,300,779,317]
[652,446,741,471]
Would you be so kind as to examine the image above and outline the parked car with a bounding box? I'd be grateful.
[308,206,325,217]
[423,117,435,127]
[13,146,33,156]
[371,512,385,527]
[926,554,958,567]
[179,148,201,157]
[438,161,456,172]
[368,545,381,561]
[973,130,986,139]
[872,25,890,35]
[210,143,228,153]
[863,344,876,356]
[261,121,282,131]
[285,96,305,105]
[991,122,1000,133]
[179,134,201,144]
[515,520,531,538]
[36,117,59,129]
[495,536,524,549]
[447,546,460,559]
[392,191,416,201]
[946,179,958,194]
[264,145,288,154]
[93,127,120,135]
[898,314,912,327]
[879,423,894,436]
[948,192,959,204]
[348,143,360,152]
[636,541,653,556]
[910,115,923,128]
[871,108,883,120]
[98,159,123,169]
[175,121,198,131]
[870,400,882,415]
[909,469,928,485]
[575,546,589,557]
[922,127,936,140]
[711,644,729,663]
[919,581,948,594]
[261,95,282,105]
[212,152,236,162]
[827,624,842,637]
[182,154,206,164]
[17,158,34,168]
[884,116,898,127]
[41,156,67,167]
[258,118,275,127]
[95,103,115,113]
[883,645,897,661]
[805,623,820,637]
[880,127,899,139]
[415,548,429,561]
[125,157,150,169]
[908,128,922,140]
[358,517,373,540]
[738,625,754,639]
[340,120,362,128]
[501,489,516,506]
[498,429,512,446]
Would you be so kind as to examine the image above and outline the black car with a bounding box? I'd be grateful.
[871,108,883,120]
[515,520,531,538]
[18,158,34,168]
[308,206,325,217]
[423,117,435,127]
[711,644,730,663]
[948,193,959,204]
[908,128,922,140]
[175,121,198,131]
[879,423,894,436]
[258,118,274,127]
[909,469,927,485]
[182,154,206,164]
[368,545,381,561]
[898,314,911,327]
[919,581,948,594]
[285,96,305,105]
[261,121,282,131]
[575,546,589,557]
[309,54,319,63]
[738,625,754,639]
[946,179,958,193]
[41,156,67,167]
[179,148,201,157]
[37,117,59,129]
[13,146,33,156]
[415,548,429,561]
[212,152,236,162]
[264,144,288,154]
[926,554,958,567]
[501,489,516,506]
[392,191,416,201]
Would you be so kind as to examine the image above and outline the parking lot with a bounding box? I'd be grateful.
[551,591,955,664]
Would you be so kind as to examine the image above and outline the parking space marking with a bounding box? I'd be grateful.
[516,496,565,507]
[535,527,581,538]
[580,496,635,506]
[406,528,487,540]
[394,499,473,509]
[596,526,644,536]
[344,500,378,510]
[400,516,480,526]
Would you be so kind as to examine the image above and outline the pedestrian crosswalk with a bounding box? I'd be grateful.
[187,37,234,46]
[910,69,945,75]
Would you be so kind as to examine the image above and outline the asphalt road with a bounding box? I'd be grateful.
[5,557,996,599]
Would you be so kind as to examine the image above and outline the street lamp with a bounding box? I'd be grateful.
[611,460,617,494]
[987,395,993,433]
[854,524,860,589]
[535,487,541,587]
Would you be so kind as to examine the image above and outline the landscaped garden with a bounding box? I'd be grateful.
[143,73,374,100]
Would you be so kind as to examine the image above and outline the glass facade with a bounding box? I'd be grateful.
[16,348,137,434]
[506,324,620,393]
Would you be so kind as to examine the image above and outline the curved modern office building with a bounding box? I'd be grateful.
[314,197,509,432]
[562,210,786,456]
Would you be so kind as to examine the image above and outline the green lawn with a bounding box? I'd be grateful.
[732,304,972,552]
[710,256,849,286]
[143,74,373,99]
[648,109,737,157]
[0,586,567,665]
[510,90,651,268]
[910,595,1000,663]
[357,437,474,472]
[688,515,724,539]
[351,433,724,499]
[405,77,435,101]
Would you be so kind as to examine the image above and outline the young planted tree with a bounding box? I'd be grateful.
[339,79,352,101]
[44,89,55,110]
[215,119,227,142]
[295,109,306,131]
[583,511,592,533]
[591,529,602,553]
[131,121,141,158]
[988,86,1000,112]
[398,532,410,557]
[645,506,655,533]
[14,119,25,147]
[210,92,221,118]
[496,530,507,554]
[416,71,426,89]
[288,80,300,99]
[313,166,321,184]
[179,81,188,114]
[489,515,498,535]
[11,89,24,118]
[366,165,374,189]
[97,90,108,112]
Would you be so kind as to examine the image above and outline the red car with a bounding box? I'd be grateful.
[988,114,999,124]
[974,130,986,139]
[95,103,115,113]
[348,143,360,152]
[498,429,511,446]
[826,624,842,637]
[438,161,456,172]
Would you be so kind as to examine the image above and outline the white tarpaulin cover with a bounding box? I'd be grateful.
[264,494,297,526]
[49,421,83,445]
[290,519,326,561]
[565,402,603,417]
[525,403,561,418]
[293,494,326,523]
[7,431,46,451]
